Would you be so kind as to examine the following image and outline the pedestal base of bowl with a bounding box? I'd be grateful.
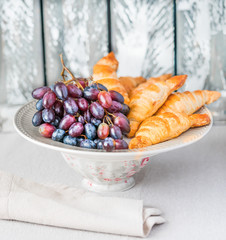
[61,152,151,192]
[82,177,135,192]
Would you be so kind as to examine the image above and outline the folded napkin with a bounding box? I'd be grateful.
[0,171,165,237]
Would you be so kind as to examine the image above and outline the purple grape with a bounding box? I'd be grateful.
[67,84,82,98]
[115,139,128,150]
[109,125,122,139]
[83,86,100,101]
[42,91,56,109]
[51,116,61,127]
[78,115,85,124]
[32,86,50,99]
[91,117,101,127]
[97,83,108,92]
[90,83,98,89]
[121,104,130,116]
[98,83,108,91]
[91,83,108,91]
[109,90,124,104]
[63,136,77,146]
[106,101,122,113]
[103,137,115,152]
[77,136,85,146]
[59,114,76,130]
[32,111,43,127]
[114,112,129,124]
[77,98,88,111]
[84,123,96,140]
[80,139,96,149]
[42,108,55,123]
[113,116,130,134]
[69,122,84,137]
[90,102,104,119]
[77,78,88,88]
[53,100,64,117]
[98,91,112,108]
[78,81,86,89]
[84,109,91,123]
[94,139,102,144]
[54,82,68,100]
[63,97,78,115]
[36,99,44,111]
[96,139,104,149]
[52,129,66,142]
[97,123,109,139]
[39,123,56,138]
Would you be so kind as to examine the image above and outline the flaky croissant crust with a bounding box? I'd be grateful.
[127,75,187,138]
[95,52,118,71]
[93,52,130,104]
[118,76,146,97]
[156,90,221,115]
[129,111,210,149]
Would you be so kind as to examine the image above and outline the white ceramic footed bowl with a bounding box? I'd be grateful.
[14,101,212,192]
[61,152,153,192]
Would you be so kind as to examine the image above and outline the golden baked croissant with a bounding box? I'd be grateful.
[93,52,130,104]
[148,73,172,83]
[129,111,210,149]
[130,73,172,98]
[127,75,187,138]
[118,76,146,97]
[156,90,221,115]
[93,52,118,80]
[93,65,118,80]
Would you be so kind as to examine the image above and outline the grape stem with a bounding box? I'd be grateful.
[103,115,109,125]
[104,115,113,126]
[107,112,116,117]
[60,67,67,81]
[59,54,84,91]
[80,134,87,139]
[107,116,113,125]
[104,109,116,118]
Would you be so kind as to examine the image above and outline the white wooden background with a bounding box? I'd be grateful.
[0,0,225,104]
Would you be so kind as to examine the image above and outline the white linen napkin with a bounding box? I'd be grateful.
[0,171,165,237]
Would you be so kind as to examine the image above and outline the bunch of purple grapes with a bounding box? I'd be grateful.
[31,78,130,151]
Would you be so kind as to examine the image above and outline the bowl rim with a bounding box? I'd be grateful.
[14,100,213,158]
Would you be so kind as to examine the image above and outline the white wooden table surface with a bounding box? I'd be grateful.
[0,126,226,240]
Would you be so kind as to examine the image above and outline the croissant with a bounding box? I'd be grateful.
[93,52,130,104]
[156,90,221,115]
[129,111,211,149]
[118,76,146,97]
[147,73,172,83]
[130,73,172,98]
[94,52,118,75]
[93,65,118,80]
[127,75,187,138]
